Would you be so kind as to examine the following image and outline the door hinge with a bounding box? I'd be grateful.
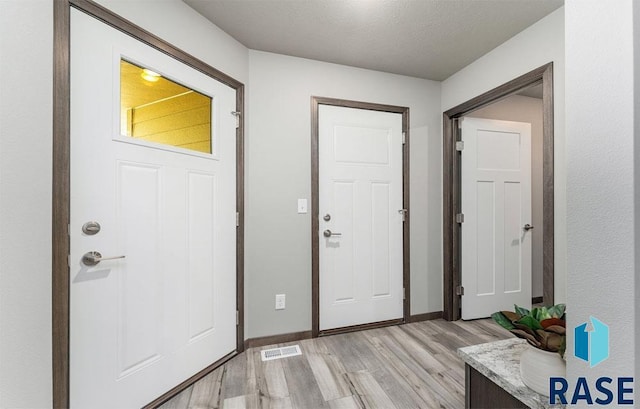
[398,209,408,222]
[456,213,464,224]
[402,132,406,145]
[236,212,240,227]
[231,111,241,128]
[403,287,406,300]
[456,286,465,296]
[455,141,464,151]
[236,310,240,326]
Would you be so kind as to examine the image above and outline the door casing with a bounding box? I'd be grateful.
[311,96,410,337]
[52,1,245,407]
[442,63,554,321]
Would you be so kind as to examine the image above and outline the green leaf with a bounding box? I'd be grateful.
[532,307,551,322]
[515,315,543,331]
[547,304,566,319]
[491,312,515,330]
[514,304,530,317]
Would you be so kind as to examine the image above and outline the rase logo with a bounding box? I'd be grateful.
[550,317,634,405]
[574,316,609,367]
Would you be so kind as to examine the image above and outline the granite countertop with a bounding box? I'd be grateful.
[458,338,565,409]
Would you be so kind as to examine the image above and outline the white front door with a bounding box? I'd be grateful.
[460,117,532,320]
[318,105,404,331]
[70,10,237,408]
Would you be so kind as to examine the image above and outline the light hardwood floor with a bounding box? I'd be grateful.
[159,319,512,409]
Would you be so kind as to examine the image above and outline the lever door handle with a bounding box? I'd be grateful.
[82,251,126,266]
[323,229,342,238]
[524,224,534,231]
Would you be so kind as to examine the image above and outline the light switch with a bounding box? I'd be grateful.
[297,199,308,214]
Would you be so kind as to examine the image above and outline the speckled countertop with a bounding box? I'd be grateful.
[458,338,565,409]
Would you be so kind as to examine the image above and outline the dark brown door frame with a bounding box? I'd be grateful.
[442,63,554,321]
[311,96,410,337]
[53,1,245,407]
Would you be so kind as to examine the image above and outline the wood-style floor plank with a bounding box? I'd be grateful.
[366,336,440,408]
[303,339,351,401]
[217,349,247,404]
[188,367,224,408]
[262,358,289,399]
[161,386,193,409]
[281,354,329,408]
[327,395,362,409]
[159,318,510,409]
[344,370,397,409]
[261,396,293,409]
[221,393,259,409]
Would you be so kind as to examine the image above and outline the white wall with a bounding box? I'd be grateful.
[0,2,53,407]
[94,0,249,83]
[470,95,544,299]
[635,0,640,392]
[246,50,442,338]
[441,7,566,304]
[565,0,636,391]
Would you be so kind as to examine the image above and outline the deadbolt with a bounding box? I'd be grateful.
[82,221,101,235]
[323,214,331,221]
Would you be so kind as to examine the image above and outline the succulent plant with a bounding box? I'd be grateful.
[491,304,566,358]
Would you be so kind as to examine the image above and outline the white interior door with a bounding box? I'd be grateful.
[70,10,237,408]
[460,117,532,320]
[318,105,404,331]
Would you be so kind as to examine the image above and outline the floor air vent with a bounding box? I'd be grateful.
[260,345,302,361]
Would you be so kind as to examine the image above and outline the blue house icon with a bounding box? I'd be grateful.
[574,316,609,367]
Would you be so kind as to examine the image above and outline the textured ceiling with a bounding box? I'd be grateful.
[184,0,563,81]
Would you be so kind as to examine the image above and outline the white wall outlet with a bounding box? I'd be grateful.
[297,199,308,214]
[275,294,286,310]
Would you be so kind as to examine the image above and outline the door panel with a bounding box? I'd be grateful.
[319,105,403,331]
[371,182,391,297]
[461,117,531,320]
[70,10,236,407]
[116,162,163,377]
[475,180,495,296]
[504,181,523,293]
[187,171,217,340]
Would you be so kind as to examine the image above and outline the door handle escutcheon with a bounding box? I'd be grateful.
[323,229,342,238]
[524,224,534,231]
[82,251,125,266]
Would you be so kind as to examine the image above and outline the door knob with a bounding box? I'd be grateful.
[524,224,534,231]
[82,251,126,266]
[323,229,342,238]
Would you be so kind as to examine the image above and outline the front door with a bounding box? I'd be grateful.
[70,10,237,407]
[318,104,404,331]
[460,117,532,320]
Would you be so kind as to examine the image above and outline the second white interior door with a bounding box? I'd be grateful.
[460,117,532,320]
[319,105,404,331]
